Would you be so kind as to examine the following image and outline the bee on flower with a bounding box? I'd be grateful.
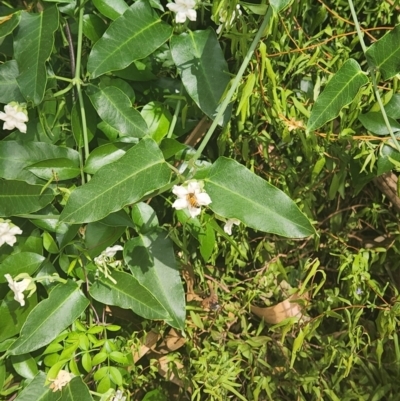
[172,180,212,218]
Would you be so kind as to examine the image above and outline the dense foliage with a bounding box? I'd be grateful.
[0,0,400,400]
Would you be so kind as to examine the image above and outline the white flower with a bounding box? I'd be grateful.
[112,390,127,401]
[223,218,240,235]
[49,370,74,392]
[5,274,31,306]
[172,181,212,218]
[0,103,28,133]
[94,245,123,265]
[0,221,22,247]
[167,0,197,23]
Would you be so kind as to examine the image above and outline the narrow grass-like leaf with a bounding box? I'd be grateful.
[59,138,171,224]
[0,180,54,216]
[307,59,368,132]
[124,231,186,330]
[170,28,232,126]
[204,157,315,238]
[13,7,59,105]
[9,281,89,355]
[366,24,400,80]
[89,271,169,320]
[87,0,172,78]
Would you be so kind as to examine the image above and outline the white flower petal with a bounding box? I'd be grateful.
[196,192,212,206]
[103,245,123,258]
[172,198,189,210]
[223,218,240,235]
[172,185,188,198]
[0,222,22,247]
[5,274,30,306]
[187,181,201,194]
[0,104,28,133]
[188,206,201,218]
[186,9,197,21]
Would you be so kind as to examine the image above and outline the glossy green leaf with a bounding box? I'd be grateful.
[170,28,232,126]
[9,281,89,355]
[99,76,136,103]
[131,202,159,234]
[377,143,400,175]
[60,138,171,224]
[13,7,59,105]
[0,141,80,184]
[366,24,400,80]
[85,222,125,259]
[89,271,169,320]
[14,372,59,401]
[87,1,172,78]
[270,0,292,13]
[87,85,148,138]
[0,295,37,343]
[61,376,94,401]
[124,231,186,330]
[0,60,25,103]
[307,59,368,132]
[0,252,45,283]
[358,112,400,136]
[11,354,38,379]
[100,210,135,229]
[82,14,107,43]
[204,157,315,238]
[0,180,54,217]
[0,12,20,38]
[159,138,187,160]
[84,143,132,174]
[141,101,172,143]
[93,0,129,20]
[385,93,400,119]
[27,158,80,181]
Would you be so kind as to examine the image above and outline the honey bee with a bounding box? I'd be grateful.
[187,193,199,208]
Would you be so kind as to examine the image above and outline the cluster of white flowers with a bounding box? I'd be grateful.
[172,180,241,235]
[0,219,22,247]
[0,102,28,133]
[4,274,32,306]
[48,370,74,392]
[167,0,197,23]
[94,245,124,284]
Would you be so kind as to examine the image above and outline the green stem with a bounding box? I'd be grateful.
[188,7,273,167]
[167,81,184,138]
[348,0,400,153]
[75,0,90,182]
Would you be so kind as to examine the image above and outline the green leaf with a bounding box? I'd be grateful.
[307,59,368,132]
[141,101,172,143]
[61,376,94,401]
[87,85,148,138]
[14,372,59,401]
[199,218,215,262]
[11,354,38,379]
[170,28,232,126]
[0,180,54,217]
[85,222,125,259]
[13,7,59,105]
[0,141,80,184]
[0,295,37,343]
[27,158,80,181]
[204,157,315,238]
[385,93,400,119]
[366,24,400,80]
[82,14,107,43]
[93,0,129,20]
[358,112,400,136]
[131,202,159,234]
[87,0,172,78]
[0,11,21,38]
[270,0,292,13]
[159,138,187,160]
[8,281,89,355]
[0,252,45,283]
[124,231,186,330]
[89,271,169,320]
[0,60,25,103]
[84,143,132,174]
[60,138,171,224]
[377,143,400,175]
